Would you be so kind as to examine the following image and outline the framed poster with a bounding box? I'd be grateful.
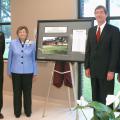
[36,19,93,62]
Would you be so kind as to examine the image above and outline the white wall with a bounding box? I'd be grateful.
[3,0,78,102]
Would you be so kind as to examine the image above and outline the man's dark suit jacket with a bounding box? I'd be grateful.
[0,32,5,111]
[0,32,5,61]
[85,23,120,78]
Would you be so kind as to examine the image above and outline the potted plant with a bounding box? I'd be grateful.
[76,94,120,120]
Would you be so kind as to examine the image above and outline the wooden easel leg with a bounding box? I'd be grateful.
[42,62,55,117]
[67,87,72,110]
[69,63,77,105]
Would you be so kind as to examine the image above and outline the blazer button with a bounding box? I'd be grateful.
[21,50,23,52]
[21,62,23,64]
[21,56,23,58]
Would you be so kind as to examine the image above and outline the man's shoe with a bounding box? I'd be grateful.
[0,113,4,119]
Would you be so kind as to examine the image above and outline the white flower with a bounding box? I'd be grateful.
[25,39,32,46]
[106,91,120,109]
[106,95,117,106]
[77,96,88,106]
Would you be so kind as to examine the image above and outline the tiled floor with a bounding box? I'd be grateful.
[6,94,120,120]
[2,94,78,120]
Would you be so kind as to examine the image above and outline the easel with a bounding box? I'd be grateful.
[42,61,77,117]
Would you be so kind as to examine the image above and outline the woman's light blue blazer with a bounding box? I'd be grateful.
[8,39,37,75]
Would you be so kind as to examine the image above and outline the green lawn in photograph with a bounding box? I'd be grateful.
[42,45,68,54]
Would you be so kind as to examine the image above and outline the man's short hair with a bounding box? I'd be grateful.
[94,5,107,14]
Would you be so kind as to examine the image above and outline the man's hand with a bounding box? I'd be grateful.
[107,72,114,81]
[85,68,91,78]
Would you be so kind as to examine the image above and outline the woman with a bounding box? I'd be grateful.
[8,26,37,118]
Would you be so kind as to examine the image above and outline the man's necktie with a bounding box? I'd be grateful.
[96,26,101,42]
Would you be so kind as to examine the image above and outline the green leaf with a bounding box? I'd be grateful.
[88,101,112,113]
[91,116,99,120]
[96,111,115,119]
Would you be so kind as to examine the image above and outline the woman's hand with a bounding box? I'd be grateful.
[8,75,12,79]
[32,75,37,81]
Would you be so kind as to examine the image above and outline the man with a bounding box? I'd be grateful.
[0,32,5,119]
[85,5,120,105]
